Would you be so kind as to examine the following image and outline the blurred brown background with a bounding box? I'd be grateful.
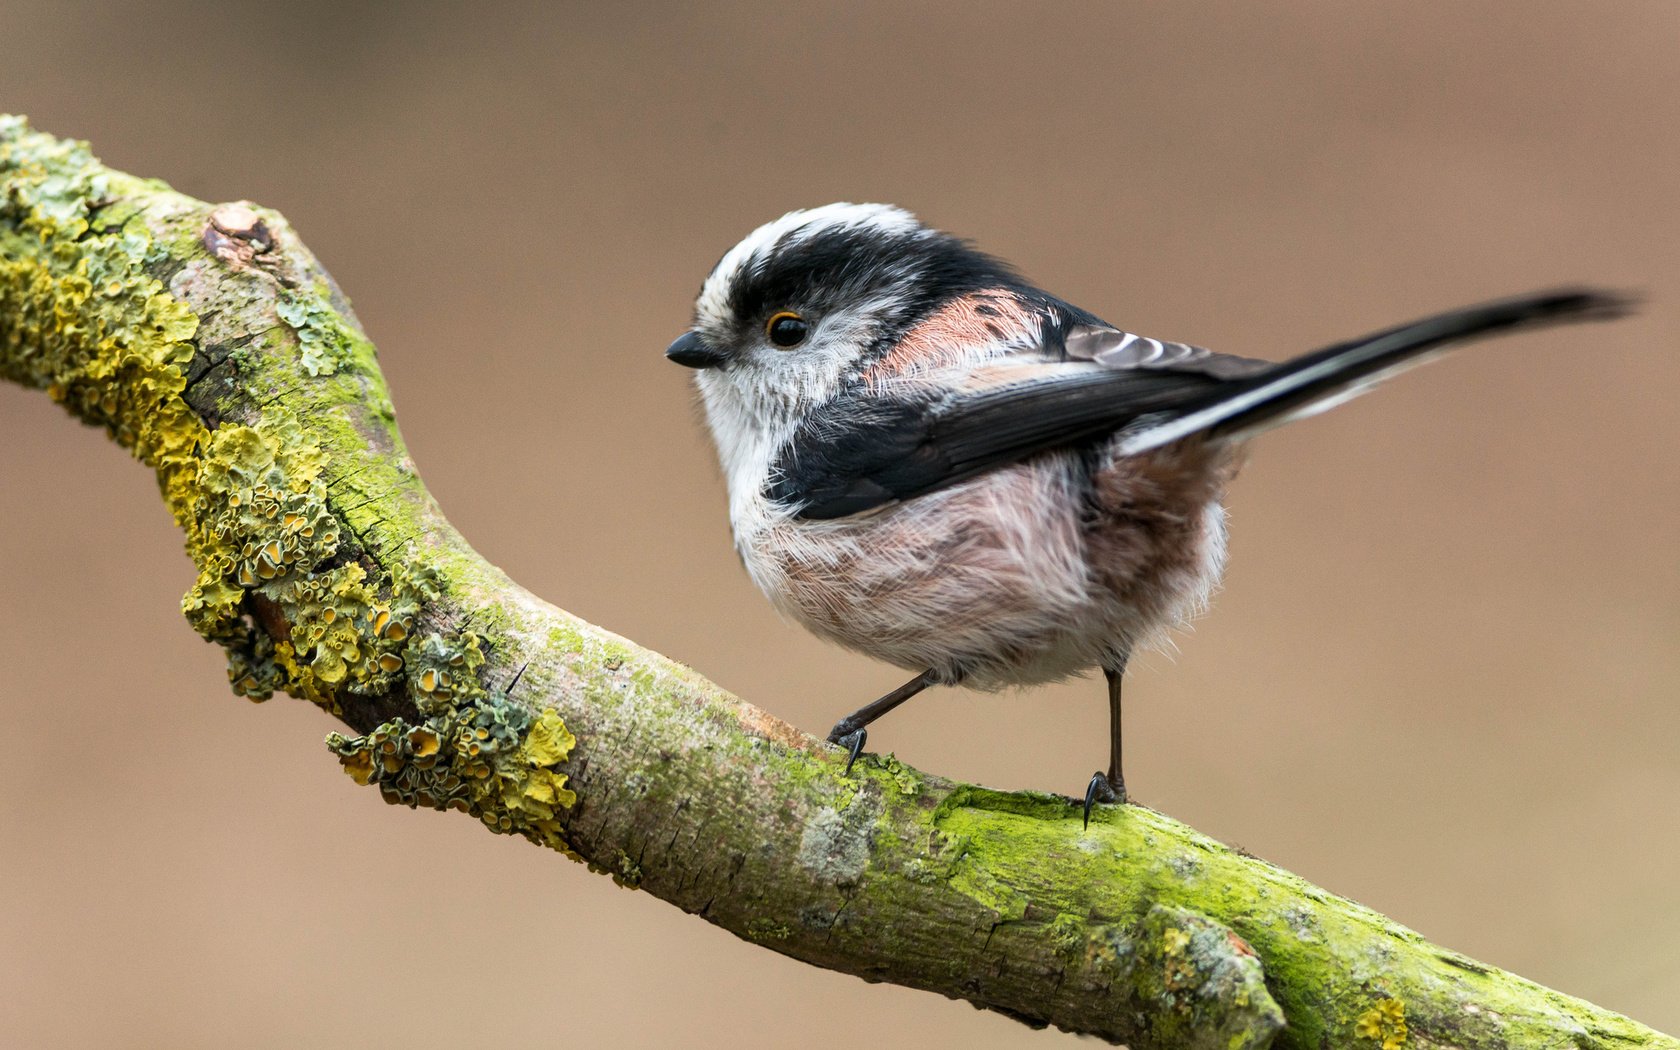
[2,2,1677,1046]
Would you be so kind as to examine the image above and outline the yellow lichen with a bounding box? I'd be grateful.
[1162,924,1199,995]
[325,701,579,853]
[526,709,577,765]
[0,121,206,537]
[175,415,435,712]
[3,115,581,857]
[1355,998,1407,1050]
[340,747,376,786]
[323,620,578,851]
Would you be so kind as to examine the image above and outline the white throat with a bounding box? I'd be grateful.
[695,372,799,526]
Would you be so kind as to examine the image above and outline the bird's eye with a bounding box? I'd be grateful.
[765,311,809,349]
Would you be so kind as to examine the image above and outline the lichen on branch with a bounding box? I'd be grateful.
[2,114,1673,1049]
[0,114,579,852]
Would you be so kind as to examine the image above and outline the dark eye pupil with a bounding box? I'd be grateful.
[768,315,808,348]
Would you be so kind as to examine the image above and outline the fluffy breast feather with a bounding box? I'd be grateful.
[734,436,1239,688]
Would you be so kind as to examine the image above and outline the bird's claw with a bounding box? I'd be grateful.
[1082,771,1125,828]
[828,726,867,775]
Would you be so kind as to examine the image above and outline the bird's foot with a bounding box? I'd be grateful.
[826,725,867,776]
[1082,771,1127,828]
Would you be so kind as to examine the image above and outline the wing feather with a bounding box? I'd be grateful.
[768,358,1222,519]
[766,288,1630,520]
[1062,322,1271,379]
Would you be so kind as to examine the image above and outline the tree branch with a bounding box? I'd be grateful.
[0,115,1669,1049]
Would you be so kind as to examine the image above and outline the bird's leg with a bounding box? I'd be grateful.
[826,669,940,775]
[1083,658,1130,827]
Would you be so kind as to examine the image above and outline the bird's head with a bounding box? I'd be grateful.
[667,203,1021,430]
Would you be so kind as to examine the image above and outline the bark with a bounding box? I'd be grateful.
[0,115,1670,1049]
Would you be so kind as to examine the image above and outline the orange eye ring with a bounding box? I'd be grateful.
[765,311,809,349]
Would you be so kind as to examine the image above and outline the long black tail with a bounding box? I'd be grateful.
[1119,288,1636,454]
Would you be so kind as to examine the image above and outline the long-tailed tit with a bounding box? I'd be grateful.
[666,203,1630,824]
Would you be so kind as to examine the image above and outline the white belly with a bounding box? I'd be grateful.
[736,448,1230,689]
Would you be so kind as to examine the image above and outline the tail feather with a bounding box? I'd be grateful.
[1117,288,1636,455]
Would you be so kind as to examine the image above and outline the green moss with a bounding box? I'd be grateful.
[746,918,793,942]
[874,754,923,797]
[613,849,644,887]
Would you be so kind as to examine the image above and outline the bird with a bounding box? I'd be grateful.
[664,202,1631,826]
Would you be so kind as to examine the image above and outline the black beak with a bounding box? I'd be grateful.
[665,331,727,369]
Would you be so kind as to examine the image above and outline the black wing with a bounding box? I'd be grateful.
[766,351,1235,519]
[767,289,1630,520]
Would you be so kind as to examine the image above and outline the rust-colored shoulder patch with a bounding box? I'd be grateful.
[863,290,1039,385]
